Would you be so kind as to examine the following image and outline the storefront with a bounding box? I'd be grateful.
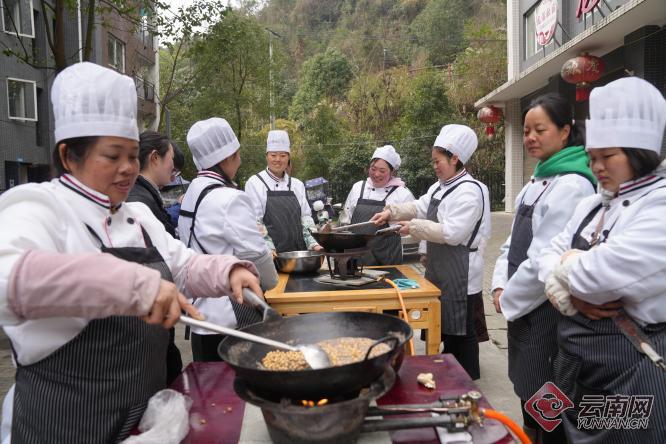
[476,0,665,211]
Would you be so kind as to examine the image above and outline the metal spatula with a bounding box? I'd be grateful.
[179,290,331,370]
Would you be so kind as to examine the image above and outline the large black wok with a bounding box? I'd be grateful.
[218,292,412,399]
[311,226,399,252]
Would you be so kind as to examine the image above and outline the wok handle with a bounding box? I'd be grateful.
[364,335,401,361]
[179,316,297,352]
[332,221,376,232]
[242,288,282,322]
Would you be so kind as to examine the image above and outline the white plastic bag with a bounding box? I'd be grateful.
[122,389,192,444]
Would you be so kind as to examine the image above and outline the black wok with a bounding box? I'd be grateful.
[218,291,413,399]
[311,226,400,252]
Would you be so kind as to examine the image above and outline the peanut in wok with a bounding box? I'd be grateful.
[261,337,391,371]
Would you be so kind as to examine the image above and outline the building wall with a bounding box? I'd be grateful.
[99,7,158,130]
[499,0,665,210]
[0,0,51,190]
[0,1,158,192]
[518,0,630,72]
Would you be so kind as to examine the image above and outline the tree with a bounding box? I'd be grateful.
[328,137,374,202]
[345,67,410,140]
[185,10,277,141]
[409,0,469,66]
[289,48,353,122]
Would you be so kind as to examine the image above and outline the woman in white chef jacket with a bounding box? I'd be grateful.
[539,77,666,444]
[0,63,261,444]
[244,130,323,254]
[371,125,491,379]
[490,93,596,443]
[340,145,415,265]
[178,118,278,361]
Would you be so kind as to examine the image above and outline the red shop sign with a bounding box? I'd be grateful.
[535,0,558,46]
[576,0,601,18]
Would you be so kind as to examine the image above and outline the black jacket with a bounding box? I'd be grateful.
[127,175,178,238]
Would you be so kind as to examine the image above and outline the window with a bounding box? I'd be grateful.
[2,0,34,37]
[107,34,125,73]
[6,78,37,121]
[524,2,553,60]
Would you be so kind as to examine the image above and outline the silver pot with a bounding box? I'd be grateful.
[274,250,323,274]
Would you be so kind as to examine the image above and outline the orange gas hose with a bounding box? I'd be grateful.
[385,278,415,355]
[481,408,532,444]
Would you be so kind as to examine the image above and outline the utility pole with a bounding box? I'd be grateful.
[269,32,275,130]
[266,28,282,131]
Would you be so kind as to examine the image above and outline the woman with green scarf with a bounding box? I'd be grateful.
[490,93,596,444]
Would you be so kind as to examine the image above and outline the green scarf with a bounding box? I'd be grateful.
[533,145,596,185]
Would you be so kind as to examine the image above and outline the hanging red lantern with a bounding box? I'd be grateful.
[477,105,503,139]
[561,53,605,102]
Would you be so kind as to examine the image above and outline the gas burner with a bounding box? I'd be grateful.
[323,247,368,280]
[234,371,509,444]
[233,368,395,444]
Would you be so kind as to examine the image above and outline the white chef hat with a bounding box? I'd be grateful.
[187,118,240,170]
[586,77,666,153]
[266,130,290,153]
[51,62,139,144]
[433,124,478,164]
[371,145,401,170]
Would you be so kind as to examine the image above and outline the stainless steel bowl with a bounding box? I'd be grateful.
[274,250,323,274]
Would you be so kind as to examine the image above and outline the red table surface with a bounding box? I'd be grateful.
[170,354,513,444]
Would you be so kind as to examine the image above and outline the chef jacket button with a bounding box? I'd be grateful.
[542,180,547,186]
[602,230,609,237]
[106,217,112,226]
[531,179,535,183]
[127,217,135,224]
[622,200,630,207]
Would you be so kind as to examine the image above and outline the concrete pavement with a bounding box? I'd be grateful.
[0,212,521,425]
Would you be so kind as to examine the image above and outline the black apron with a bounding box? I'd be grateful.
[553,202,666,443]
[254,173,307,253]
[350,179,402,266]
[178,183,261,331]
[424,181,484,336]
[505,183,560,400]
[12,225,170,444]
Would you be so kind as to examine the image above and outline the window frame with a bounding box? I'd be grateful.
[6,77,38,121]
[1,0,35,38]
[523,1,554,61]
[107,34,126,73]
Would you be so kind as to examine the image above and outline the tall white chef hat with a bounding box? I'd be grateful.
[187,117,240,170]
[371,145,401,170]
[433,124,478,164]
[586,77,666,153]
[51,62,139,144]
[267,130,290,153]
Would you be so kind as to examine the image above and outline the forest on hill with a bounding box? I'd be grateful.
[159,0,507,206]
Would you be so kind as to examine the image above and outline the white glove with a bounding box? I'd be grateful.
[408,219,446,243]
[545,250,582,316]
[386,202,417,221]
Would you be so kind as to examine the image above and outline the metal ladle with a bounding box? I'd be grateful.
[179,290,331,370]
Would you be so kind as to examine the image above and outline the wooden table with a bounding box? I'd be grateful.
[265,265,442,355]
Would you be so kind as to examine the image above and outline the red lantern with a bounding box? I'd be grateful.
[477,105,503,139]
[561,53,605,102]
